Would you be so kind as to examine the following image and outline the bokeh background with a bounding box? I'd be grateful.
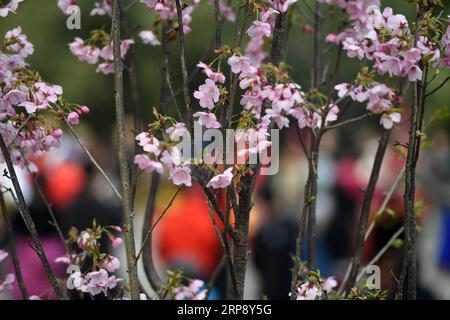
[0,0,449,300]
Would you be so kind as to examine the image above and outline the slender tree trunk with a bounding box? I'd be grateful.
[230,174,252,300]
[306,131,322,269]
[347,129,392,291]
[398,6,426,300]
[0,191,29,299]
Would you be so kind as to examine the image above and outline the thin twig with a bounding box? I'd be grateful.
[206,196,239,297]
[425,76,450,97]
[137,187,183,261]
[7,115,33,149]
[357,227,404,283]
[63,118,122,202]
[0,133,66,299]
[324,113,371,131]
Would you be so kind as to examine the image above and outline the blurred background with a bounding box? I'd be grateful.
[0,0,449,300]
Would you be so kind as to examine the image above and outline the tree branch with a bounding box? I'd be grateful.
[112,0,139,300]
[346,128,392,291]
[0,134,66,299]
[0,190,29,299]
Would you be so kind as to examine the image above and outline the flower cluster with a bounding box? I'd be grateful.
[334,67,401,129]
[292,271,338,300]
[0,27,87,171]
[68,31,134,75]
[56,223,123,297]
[173,279,207,300]
[438,18,450,68]
[139,0,200,35]
[58,0,112,16]
[139,0,235,38]
[0,249,15,293]
[134,121,193,187]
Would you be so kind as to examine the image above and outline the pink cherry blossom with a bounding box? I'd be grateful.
[0,0,23,18]
[67,112,80,125]
[247,21,272,39]
[136,133,161,155]
[69,38,100,65]
[91,0,112,16]
[109,236,123,249]
[380,112,401,129]
[169,165,192,187]
[207,167,234,189]
[0,273,15,292]
[85,269,122,296]
[139,30,161,46]
[166,122,189,141]
[296,282,319,300]
[227,55,257,76]
[103,255,121,273]
[324,104,339,125]
[194,79,220,110]
[174,279,207,300]
[0,249,8,263]
[134,154,164,173]
[323,277,338,292]
[197,62,225,83]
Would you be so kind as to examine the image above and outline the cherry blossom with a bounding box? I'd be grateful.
[0,273,15,292]
[380,112,401,130]
[207,167,234,189]
[103,255,121,273]
[134,154,164,173]
[323,277,338,293]
[295,282,320,300]
[139,30,161,46]
[193,111,221,129]
[91,0,112,16]
[197,62,225,83]
[228,55,257,76]
[166,122,189,141]
[0,249,8,263]
[67,112,80,125]
[0,0,23,18]
[69,38,101,64]
[109,236,123,249]
[247,21,272,39]
[136,132,161,156]
[174,279,207,300]
[169,165,192,187]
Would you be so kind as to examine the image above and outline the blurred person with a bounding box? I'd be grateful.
[253,128,337,299]
[418,129,450,299]
[155,184,225,298]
